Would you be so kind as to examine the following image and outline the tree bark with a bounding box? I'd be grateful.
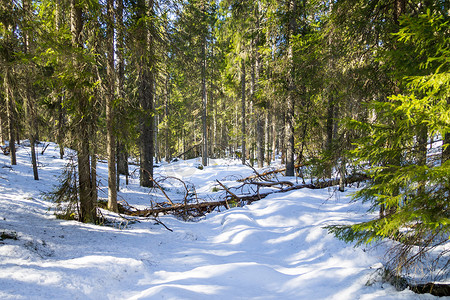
[23,0,39,180]
[165,75,171,162]
[115,0,128,188]
[0,108,4,145]
[201,6,208,167]
[71,0,96,223]
[138,0,154,188]
[265,110,271,165]
[241,60,246,165]
[5,67,16,166]
[324,96,335,177]
[285,0,296,177]
[106,0,118,212]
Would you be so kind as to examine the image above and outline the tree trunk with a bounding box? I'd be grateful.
[201,16,208,167]
[23,0,39,180]
[241,60,246,165]
[115,0,128,188]
[25,97,39,180]
[285,0,296,177]
[5,68,16,166]
[138,0,154,188]
[265,110,271,165]
[106,0,118,212]
[57,98,65,159]
[90,151,97,206]
[0,108,4,144]
[272,114,277,161]
[324,96,335,178]
[71,0,96,223]
[165,75,170,162]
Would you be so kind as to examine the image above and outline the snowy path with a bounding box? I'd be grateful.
[0,144,439,299]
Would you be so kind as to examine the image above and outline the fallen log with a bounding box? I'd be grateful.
[409,283,450,297]
[126,173,369,217]
[125,200,229,217]
[251,181,294,188]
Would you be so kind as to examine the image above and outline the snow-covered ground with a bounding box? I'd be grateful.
[0,142,441,299]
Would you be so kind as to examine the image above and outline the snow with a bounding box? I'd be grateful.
[0,142,442,299]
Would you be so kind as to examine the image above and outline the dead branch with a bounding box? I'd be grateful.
[1,146,10,155]
[175,141,202,159]
[153,217,173,232]
[238,163,305,182]
[216,180,239,200]
[142,170,174,206]
[41,143,50,155]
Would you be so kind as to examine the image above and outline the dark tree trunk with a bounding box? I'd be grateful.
[23,0,39,180]
[165,75,171,162]
[264,111,271,165]
[201,18,208,167]
[285,0,296,177]
[106,0,117,212]
[138,0,154,188]
[241,60,246,165]
[5,68,16,166]
[324,96,335,178]
[71,0,96,223]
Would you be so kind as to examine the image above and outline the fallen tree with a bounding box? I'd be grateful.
[124,173,369,218]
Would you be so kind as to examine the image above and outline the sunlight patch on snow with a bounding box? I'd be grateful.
[212,226,262,245]
[305,226,324,243]
[128,283,226,299]
[266,227,306,244]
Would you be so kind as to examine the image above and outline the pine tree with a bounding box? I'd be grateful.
[328,10,450,277]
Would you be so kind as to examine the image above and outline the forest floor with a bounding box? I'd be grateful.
[0,142,442,299]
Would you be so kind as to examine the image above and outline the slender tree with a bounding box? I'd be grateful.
[106,0,118,211]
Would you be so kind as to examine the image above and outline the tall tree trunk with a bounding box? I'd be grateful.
[90,150,97,205]
[201,15,208,166]
[272,114,277,161]
[241,60,246,165]
[324,96,334,178]
[265,110,271,165]
[138,0,154,188]
[24,96,39,180]
[165,75,170,162]
[106,0,117,212]
[57,99,65,159]
[115,0,128,187]
[285,0,296,177]
[71,0,96,223]
[23,0,39,180]
[5,67,16,166]
[55,0,65,159]
[253,1,264,168]
[0,109,4,144]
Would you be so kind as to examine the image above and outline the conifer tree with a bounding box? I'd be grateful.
[329,9,450,276]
